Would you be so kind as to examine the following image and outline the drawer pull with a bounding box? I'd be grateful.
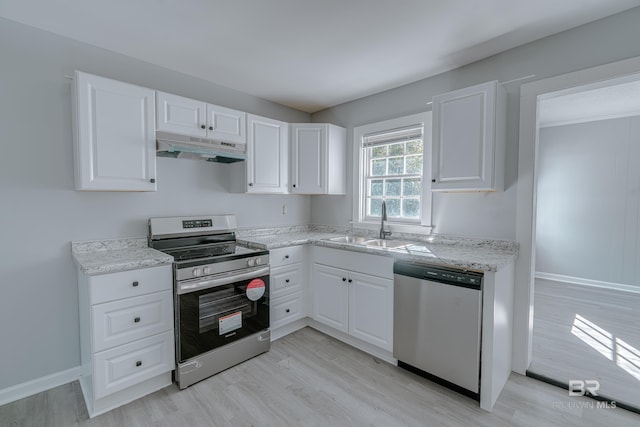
[285,279,290,283]
[136,360,142,367]
[342,277,347,282]
[132,281,139,287]
[348,279,353,283]
[134,317,141,323]
[285,255,290,259]
[285,309,290,313]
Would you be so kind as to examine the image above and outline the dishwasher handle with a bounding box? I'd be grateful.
[394,261,483,290]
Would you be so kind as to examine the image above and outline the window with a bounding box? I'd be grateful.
[353,112,432,230]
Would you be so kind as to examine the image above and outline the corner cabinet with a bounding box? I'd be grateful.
[72,71,157,191]
[76,265,175,417]
[156,91,246,144]
[290,123,346,194]
[431,80,506,192]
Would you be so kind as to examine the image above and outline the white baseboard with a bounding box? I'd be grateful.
[535,272,640,294]
[0,366,81,406]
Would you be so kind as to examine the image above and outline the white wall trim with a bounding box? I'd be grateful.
[0,366,80,406]
[535,272,640,295]
[514,54,640,375]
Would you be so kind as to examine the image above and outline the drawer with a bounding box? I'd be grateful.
[93,331,174,399]
[270,245,305,268]
[92,290,173,352]
[89,265,172,304]
[271,292,304,329]
[270,264,303,298]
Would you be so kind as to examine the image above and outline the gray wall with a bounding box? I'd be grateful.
[311,6,640,240]
[0,18,309,390]
[536,117,640,286]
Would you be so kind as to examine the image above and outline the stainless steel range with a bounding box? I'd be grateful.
[148,214,270,389]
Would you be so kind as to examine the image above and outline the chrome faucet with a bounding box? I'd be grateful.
[379,200,392,239]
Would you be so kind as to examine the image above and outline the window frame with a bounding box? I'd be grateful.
[352,112,433,233]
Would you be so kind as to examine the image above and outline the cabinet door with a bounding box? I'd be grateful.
[246,114,288,193]
[290,124,326,194]
[73,71,156,191]
[348,272,393,351]
[206,104,246,144]
[156,91,206,137]
[312,264,348,333]
[431,80,497,191]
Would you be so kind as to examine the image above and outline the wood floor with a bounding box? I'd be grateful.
[530,278,640,410]
[2,327,639,426]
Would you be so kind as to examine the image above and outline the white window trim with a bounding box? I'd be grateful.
[352,112,433,234]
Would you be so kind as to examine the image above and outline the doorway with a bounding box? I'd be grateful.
[520,70,640,411]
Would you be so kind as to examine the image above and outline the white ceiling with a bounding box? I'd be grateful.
[1,0,639,113]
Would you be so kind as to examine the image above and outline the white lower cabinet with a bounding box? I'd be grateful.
[269,246,307,334]
[77,264,174,417]
[311,247,394,352]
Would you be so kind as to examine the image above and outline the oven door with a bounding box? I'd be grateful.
[176,266,269,362]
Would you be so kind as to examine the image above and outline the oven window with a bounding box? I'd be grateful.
[177,275,269,362]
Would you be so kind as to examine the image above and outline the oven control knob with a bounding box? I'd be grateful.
[192,268,201,277]
[255,257,263,266]
[202,267,211,275]
[247,258,255,267]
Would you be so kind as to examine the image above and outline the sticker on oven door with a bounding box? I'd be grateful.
[246,278,266,301]
[219,311,242,335]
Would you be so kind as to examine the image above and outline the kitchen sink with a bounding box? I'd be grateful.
[361,239,411,249]
[328,236,371,244]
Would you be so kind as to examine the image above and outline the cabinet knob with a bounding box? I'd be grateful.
[201,125,206,129]
[285,308,290,313]
[348,279,353,283]
[342,277,347,282]
[136,360,142,367]
[132,281,139,287]
[134,317,141,323]
[293,184,297,188]
[431,179,436,183]
[249,183,253,186]
[285,279,290,283]
[284,255,289,259]
[150,178,156,183]
[209,126,213,130]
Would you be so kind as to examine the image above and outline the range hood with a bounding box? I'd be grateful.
[156,131,246,163]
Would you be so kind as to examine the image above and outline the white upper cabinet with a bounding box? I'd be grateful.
[246,114,288,193]
[156,92,246,144]
[431,80,506,192]
[72,71,157,191]
[290,123,346,195]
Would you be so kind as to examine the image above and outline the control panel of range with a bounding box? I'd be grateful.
[177,254,270,282]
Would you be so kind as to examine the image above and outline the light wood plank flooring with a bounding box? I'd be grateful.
[2,327,639,426]
[530,278,640,410]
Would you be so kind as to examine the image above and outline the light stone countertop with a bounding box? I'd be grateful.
[237,226,518,272]
[71,237,173,276]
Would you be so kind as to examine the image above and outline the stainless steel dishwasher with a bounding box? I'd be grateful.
[393,261,483,400]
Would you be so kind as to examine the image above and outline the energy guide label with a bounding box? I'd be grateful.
[219,311,242,335]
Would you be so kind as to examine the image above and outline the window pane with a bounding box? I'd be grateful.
[406,155,422,174]
[385,179,401,196]
[402,199,420,218]
[369,198,382,217]
[388,157,404,175]
[386,199,400,217]
[371,159,386,176]
[370,179,383,196]
[403,178,421,196]
[406,140,423,154]
[371,146,387,158]
[389,143,404,156]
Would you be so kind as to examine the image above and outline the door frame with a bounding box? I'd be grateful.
[513,55,640,374]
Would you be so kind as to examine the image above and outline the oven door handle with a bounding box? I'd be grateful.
[178,266,270,294]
